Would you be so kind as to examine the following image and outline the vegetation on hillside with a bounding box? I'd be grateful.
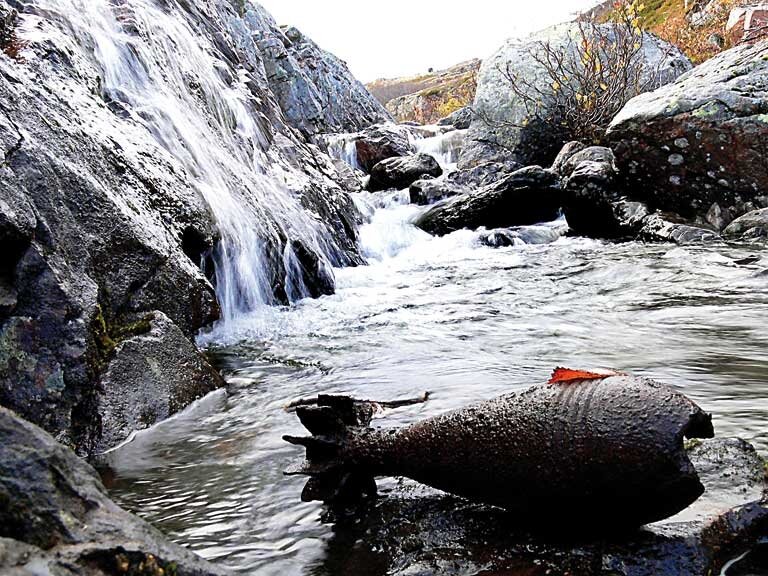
[599,0,742,63]
[367,60,480,124]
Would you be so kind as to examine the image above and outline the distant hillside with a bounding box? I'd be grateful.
[588,0,747,63]
[366,60,481,125]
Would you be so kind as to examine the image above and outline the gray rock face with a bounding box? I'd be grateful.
[368,154,443,192]
[247,6,391,138]
[608,40,768,230]
[461,24,691,170]
[724,208,768,239]
[304,438,767,576]
[415,166,562,236]
[0,406,229,575]
[98,312,224,453]
[0,0,363,452]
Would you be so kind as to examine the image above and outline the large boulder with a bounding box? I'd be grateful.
[608,40,768,231]
[354,124,417,173]
[461,24,691,170]
[368,154,443,192]
[560,146,623,238]
[0,407,230,575]
[415,166,562,236]
[449,160,523,188]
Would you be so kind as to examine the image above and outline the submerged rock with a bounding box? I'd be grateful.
[308,438,766,576]
[367,154,443,192]
[638,214,722,244]
[608,40,768,230]
[409,178,467,206]
[0,407,229,575]
[723,207,768,239]
[461,24,691,169]
[478,223,568,247]
[415,166,562,236]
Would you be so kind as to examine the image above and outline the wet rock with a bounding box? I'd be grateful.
[723,207,768,239]
[461,24,691,169]
[355,124,417,173]
[0,407,229,575]
[0,5,15,49]
[409,178,467,206]
[608,41,768,230]
[415,166,562,236]
[437,106,473,129]
[448,159,523,188]
[550,140,587,175]
[368,154,443,192]
[638,214,722,244]
[97,311,225,453]
[556,145,616,178]
[311,438,767,576]
[561,151,622,238]
[478,222,568,247]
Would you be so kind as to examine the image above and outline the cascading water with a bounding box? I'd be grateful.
[27,0,345,322]
[414,127,467,170]
[324,133,363,171]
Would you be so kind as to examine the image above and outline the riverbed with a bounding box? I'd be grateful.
[106,192,768,575]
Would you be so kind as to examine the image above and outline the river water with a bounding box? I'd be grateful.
[105,187,768,575]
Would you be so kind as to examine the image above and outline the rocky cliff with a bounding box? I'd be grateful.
[0,0,374,455]
[367,60,480,125]
[246,5,392,137]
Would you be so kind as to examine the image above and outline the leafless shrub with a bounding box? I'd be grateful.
[491,0,670,146]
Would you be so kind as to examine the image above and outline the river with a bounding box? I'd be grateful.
[105,188,768,575]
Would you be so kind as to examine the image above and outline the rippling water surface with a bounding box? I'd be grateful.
[106,193,768,575]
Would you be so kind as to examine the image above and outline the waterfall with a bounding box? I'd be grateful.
[24,0,345,322]
[414,128,467,171]
[324,133,362,171]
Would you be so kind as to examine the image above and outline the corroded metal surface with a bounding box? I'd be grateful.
[285,375,715,530]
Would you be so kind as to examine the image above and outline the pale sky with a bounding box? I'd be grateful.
[258,1,603,82]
